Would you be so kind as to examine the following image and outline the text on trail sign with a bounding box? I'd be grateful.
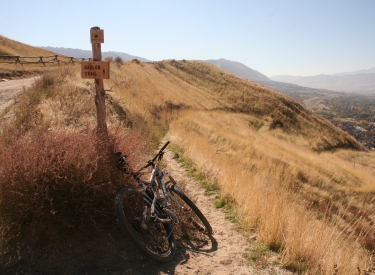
[81,61,110,79]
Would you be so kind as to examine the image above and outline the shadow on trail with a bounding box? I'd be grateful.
[0,226,218,275]
[181,234,218,254]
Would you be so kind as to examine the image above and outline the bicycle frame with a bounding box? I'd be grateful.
[115,141,211,263]
[116,141,193,231]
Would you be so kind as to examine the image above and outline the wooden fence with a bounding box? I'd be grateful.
[0,55,91,66]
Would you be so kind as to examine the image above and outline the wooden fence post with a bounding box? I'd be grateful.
[91,26,107,135]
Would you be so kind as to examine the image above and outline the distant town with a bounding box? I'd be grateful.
[318,94,375,150]
[331,118,375,150]
[262,81,375,150]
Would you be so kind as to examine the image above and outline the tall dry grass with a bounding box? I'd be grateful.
[168,109,374,274]
[104,60,373,272]
[105,60,364,152]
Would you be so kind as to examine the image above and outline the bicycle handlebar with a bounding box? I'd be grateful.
[150,141,170,163]
[134,141,170,172]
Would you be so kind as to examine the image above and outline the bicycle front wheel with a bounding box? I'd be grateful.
[167,183,213,236]
[115,186,176,263]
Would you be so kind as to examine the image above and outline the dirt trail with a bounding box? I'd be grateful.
[0,77,39,123]
[160,147,293,275]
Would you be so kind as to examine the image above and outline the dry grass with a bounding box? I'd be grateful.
[0,35,56,57]
[98,60,374,273]
[167,110,375,274]
[105,60,364,151]
[0,35,72,79]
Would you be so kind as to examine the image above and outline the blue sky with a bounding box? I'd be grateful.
[1,0,374,77]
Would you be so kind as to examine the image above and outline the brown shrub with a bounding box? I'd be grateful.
[0,125,143,243]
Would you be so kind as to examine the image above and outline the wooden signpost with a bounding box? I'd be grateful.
[81,26,110,134]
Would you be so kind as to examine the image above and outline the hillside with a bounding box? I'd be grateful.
[1,36,375,274]
[0,35,56,57]
[205,58,271,82]
[106,59,363,152]
[0,35,63,79]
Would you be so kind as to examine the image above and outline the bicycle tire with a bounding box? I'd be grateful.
[115,186,176,263]
[167,184,213,236]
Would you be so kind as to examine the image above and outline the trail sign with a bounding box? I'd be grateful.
[81,61,110,79]
[90,28,104,43]
[86,26,107,134]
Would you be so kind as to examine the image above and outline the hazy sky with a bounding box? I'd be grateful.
[1,0,374,77]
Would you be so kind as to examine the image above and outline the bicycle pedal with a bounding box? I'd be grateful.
[140,222,148,230]
[158,198,168,208]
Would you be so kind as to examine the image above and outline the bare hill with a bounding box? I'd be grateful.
[110,59,363,152]
[0,35,56,57]
[205,58,271,82]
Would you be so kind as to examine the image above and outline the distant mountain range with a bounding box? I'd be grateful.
[38,47,271,82]
[38,47,151,62]
[334,67,375,76]
[205,59,271,82]
[271,69,375,94]
[39,46,374,93]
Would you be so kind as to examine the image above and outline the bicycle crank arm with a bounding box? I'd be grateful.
[153,215,172,224]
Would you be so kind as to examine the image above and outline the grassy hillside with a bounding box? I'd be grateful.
[206,58,271,81]
[0,35,56,57]
[107,59,364,151]
[0,35,66,79]
[1,36,375,274]
[103,60,375,274]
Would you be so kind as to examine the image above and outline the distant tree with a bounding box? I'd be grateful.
[114,56,123,66]
[130,58,140,64]
[104,56,113,62]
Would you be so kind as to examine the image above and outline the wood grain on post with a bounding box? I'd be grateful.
[91,26,107,135]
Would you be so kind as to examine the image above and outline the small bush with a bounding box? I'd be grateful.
[104,56,113,62]
[0,125,143,243]
[115,56,123,66]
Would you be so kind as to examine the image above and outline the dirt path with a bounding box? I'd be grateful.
[0,77,39,123]
[160,146,293,275]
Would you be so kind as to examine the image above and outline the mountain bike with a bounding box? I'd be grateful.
[115,141,212,263]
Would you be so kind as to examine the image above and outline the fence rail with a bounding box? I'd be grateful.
[0,55,92,66]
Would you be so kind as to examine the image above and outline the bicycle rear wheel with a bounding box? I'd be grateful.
[167,183,213,236]
[115,186,176,263]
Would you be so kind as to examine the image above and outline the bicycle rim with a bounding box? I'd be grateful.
[115,186,175,262]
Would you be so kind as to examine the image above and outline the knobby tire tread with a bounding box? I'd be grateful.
[169,187,213,236]
[115,187,176,263]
